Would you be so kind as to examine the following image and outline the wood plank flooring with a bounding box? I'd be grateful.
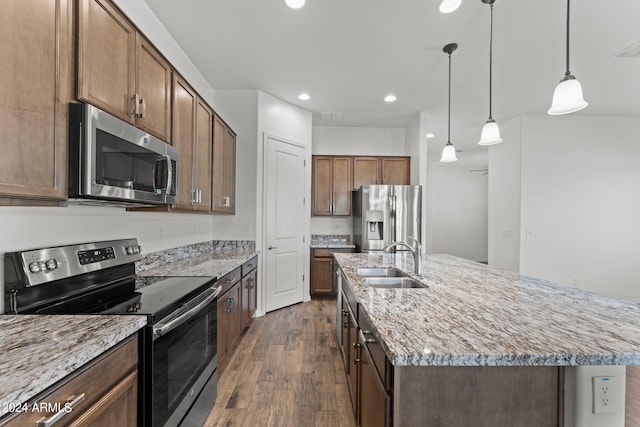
[204,299,356,427]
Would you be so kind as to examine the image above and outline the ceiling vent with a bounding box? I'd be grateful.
[315,111,343,122]
[614,41,640,58]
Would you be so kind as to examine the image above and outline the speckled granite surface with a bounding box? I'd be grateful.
[334,252,640,367]
[310,234,355,249]
[139,248,257,278]
[136,240,255,274]
[0,315,146,407]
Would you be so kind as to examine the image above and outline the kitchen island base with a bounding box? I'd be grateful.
[393,365,562,426]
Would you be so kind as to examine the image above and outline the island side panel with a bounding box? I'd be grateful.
[394,366,561,427]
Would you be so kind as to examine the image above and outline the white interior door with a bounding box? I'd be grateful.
[264,135,306,312]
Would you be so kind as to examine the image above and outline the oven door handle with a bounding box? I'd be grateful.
[153,286,221,340]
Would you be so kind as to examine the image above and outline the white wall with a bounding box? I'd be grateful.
[428,164,488,263]
[405,113,429,249]
[518,115,640,302]
[311,126,406,156]
[488,116,522,271]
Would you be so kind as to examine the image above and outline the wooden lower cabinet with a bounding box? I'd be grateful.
[0,335,138,427]
[217,280,241,372]
[240,256,258,330]
[310,248,353,296]
[358,330,388,427]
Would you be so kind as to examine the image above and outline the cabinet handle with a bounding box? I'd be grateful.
[365,338,377,344]
[362,330,372,335]
[131,93,140,117]
[36,393,85,427]
[140,97,146,119]
[223,196,230,207]
[192,189,198,204]
[268,246,278,250]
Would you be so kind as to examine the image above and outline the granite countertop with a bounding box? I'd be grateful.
[139,248,258,278]
[310,234,355,249]
[0,315,146,407]
[334,252,640,367]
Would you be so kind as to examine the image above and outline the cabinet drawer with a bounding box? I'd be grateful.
[241,256,257,277]
[0,335,137,426]
[359,309,392,391]
[312,248,353,258]
[219,266,241,294]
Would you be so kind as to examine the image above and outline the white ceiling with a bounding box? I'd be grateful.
[144,0,640,162]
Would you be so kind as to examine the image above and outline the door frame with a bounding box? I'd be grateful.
[258,132,311,316]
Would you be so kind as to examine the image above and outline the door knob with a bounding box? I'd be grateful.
[268,246,278,250]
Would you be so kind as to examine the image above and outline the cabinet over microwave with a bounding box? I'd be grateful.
[68,103,178,205]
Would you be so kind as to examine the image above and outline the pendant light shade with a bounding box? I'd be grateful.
[548,75,588,115]
[478,119,502,145]
[439,0,462,14]
[548,0,588,115]
[440,43,459,163]
[440,142,458,162]
[478,0,502,146]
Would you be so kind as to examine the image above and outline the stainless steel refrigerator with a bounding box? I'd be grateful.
[352,185,422,252]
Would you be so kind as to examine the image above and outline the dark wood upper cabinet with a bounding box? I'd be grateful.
[0,0,72,203]
[353,156,410,189]
[172,75,196,210]
[212,114,236,214]
[312,156,352,216]
[193,98,213,211]
[78,0,172,142]
[353,157,380,189]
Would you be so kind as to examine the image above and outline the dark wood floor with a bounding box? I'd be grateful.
[204,299,356,427]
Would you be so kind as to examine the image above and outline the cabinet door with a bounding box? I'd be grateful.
[78,0,135,123]
[358,333,389,427]
[135,34,172,142]
[172,75,196,209]
[212,115,236,214]
[353,157,380,190]
[312,156,333,215]
[227,282,242,351]
[332,157,352,215]
[193,98,212,211]
[347,307,359,418]
[248,269,257,319]
[241,274,251,330]
[310,256,335,295]
[0,0,70,202]
[68,371,137,427]
[381,157,410,185]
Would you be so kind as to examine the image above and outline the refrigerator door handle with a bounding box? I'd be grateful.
[390,195,397,243]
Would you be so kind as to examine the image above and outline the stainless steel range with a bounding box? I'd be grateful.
[4,239,220,427]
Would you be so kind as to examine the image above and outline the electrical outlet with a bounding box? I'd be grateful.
[592,376,617,414]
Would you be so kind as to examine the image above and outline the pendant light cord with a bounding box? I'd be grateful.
[447,52,452,143]
[489,3,494,120]
[565,0,571,76]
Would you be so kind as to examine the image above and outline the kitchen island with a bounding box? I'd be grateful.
[334,252,640,426]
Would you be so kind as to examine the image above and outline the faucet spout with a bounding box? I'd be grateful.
[383,236,422,277]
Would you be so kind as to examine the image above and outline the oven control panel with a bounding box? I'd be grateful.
[16,239,142,287]
[78,247,116,265]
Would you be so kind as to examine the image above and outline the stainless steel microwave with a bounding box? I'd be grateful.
[68,103,178,205]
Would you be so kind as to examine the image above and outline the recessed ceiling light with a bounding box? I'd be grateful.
[298,93,310,101]
[285,0,305,9]
[384,95,397,103]
[426,133,435,139]
[439,0,461,14]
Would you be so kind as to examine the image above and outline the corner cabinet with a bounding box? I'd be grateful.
[0,336,138,427]
[212,114,236,214]
[0,0,72,204]
[77,0,172,142]
[312,156,352,216]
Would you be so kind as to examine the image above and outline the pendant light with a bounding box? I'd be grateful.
[548,0,588,115]
[440,43,459,163]
[478,0,502,146]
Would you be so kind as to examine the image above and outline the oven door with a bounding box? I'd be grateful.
[150,286,220,427]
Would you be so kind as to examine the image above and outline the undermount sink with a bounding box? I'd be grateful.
[363,277,427,289]
[356,267,408,278]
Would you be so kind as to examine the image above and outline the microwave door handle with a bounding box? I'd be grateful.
[153,286,221,340]
[164,154,172,195]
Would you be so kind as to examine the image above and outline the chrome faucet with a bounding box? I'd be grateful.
[383,236,423,277]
